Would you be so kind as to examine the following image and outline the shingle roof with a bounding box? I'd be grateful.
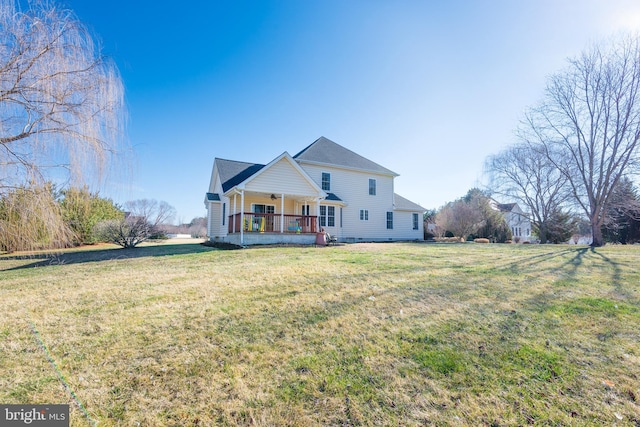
[215,158,265,192]
[325,192,343,201]
[496,203,517,212]
[293,136,398,176]
[394,193,426,211]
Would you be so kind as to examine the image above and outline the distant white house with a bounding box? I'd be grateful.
[204,137,426,245]
[491,201,532,243]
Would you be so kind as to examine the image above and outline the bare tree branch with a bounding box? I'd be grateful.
[520,34,640,246]
[0,0,128,189]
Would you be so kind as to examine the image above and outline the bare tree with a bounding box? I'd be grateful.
[95,199,176,248]
[436,198,483,241]
[187,216,207,238]
[0,0,127,188]
[522,34,640,246]
[485,142,571,243]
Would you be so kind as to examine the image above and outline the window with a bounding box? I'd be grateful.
[253,204,275,231]
[252,204,275,214]
[319,205,335,227]
[322,172,331,191]
[359,209,369,221]
[413,213,419,230]
[327,206,335,227]
[387,212,393,229]
[222,203,226,225]
[369,179,376,195]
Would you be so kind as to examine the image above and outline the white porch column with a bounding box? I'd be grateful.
[317,198,321,232]
[280,193,285,233]
[240,190,245,245]
[232,194,237,233]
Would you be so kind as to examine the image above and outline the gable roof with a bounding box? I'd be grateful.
[293,136,398,176]
[239,151,325,195]
[215,158,265,192]
[496,203,517,212]
[394,193,426,212]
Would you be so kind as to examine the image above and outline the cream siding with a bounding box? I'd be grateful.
[392,211,424,240]
[245,157,319,197]
[207,202,221,238]
[206,166,229,239]
[301,163,398,241]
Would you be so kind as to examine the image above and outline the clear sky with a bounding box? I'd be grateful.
[63,0,640,223]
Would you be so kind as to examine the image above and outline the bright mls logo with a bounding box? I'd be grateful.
[0,405,69,426]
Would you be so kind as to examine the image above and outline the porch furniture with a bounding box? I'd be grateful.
[326,232,337,246]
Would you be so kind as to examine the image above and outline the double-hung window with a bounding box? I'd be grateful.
[386,212,393,229]
[412,213,419,230]
[368,179,376,195]
[320,205,335,227]
[322,172,331,191]
[359,209,369,221]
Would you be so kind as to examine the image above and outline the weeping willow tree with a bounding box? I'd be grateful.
[0,0,127,251]
[0,183,73,252]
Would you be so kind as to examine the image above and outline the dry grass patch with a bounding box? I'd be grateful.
[1,242,639,425]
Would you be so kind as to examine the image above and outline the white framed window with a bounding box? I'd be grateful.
[412,213,419,230]
[320,205,335,227]
[252,204,275,214]
[369,179,376,195]
[386,212,393,229]
[321,172,331,191]
[222,203,226,225]
[359,209,369,221]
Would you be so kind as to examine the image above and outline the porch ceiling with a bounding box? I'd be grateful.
[231,190,320,203]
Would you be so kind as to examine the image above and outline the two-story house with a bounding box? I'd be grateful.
[205,137,425,245]
[492,201,532,243]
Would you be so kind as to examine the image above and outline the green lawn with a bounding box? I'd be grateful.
[1,242,639,426]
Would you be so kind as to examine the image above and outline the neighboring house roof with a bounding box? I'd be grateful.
[496,203,517,212]
[293,136,399,176]
[394,193,426,212]
[215,158,265,192]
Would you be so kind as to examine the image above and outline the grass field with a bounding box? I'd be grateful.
[1,241,639,426]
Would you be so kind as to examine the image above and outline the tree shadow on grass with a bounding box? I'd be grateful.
[0,242,218,271]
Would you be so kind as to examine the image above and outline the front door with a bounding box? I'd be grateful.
[253,204,275,231]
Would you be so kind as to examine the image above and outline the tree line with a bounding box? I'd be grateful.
[429,34,640,246]
[0,184,207,252]
[485,34,640,246]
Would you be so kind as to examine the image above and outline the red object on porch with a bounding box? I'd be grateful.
[315,232,327,246]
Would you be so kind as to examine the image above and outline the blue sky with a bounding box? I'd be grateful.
[64,0,640,223]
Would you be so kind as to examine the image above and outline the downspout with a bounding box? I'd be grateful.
[240,190,245,245]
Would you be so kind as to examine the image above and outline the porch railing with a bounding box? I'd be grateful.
[229,213,318,234]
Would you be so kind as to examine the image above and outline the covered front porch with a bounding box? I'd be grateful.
[224,190,323,246]
[229,212,318,234]
[208,151,329,246]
